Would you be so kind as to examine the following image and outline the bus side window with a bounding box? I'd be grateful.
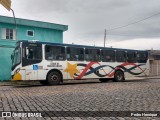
[137,52,147,63]
[101,50,115,62]
[25,47,42,60]
[85,48,100,62]
[45,45,65,61]
[67,47,84,61]
[55,47,65,60]
[79,49,84,61]
[59,47,65,60]
[85,49,89,61]
[28,48,34,59]
[127,51,137,63]
[116,51,126,62]
[45,46,54,60]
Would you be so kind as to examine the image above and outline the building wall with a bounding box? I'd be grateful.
[0,46,14,80]
[0,23,18,78]
[149,60,160,76]
[148,50,160,76]
[0,22,64,81]
[0,23,63,42]
[17,25,63,43]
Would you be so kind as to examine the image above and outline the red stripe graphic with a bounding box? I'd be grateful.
[108,62,145,77]
[74,62,145,79]
[74,62,99,79]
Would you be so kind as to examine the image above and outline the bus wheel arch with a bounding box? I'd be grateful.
[113,70,125,82]
[46,69,63,85]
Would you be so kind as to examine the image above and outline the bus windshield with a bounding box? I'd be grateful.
[12,47,21,66]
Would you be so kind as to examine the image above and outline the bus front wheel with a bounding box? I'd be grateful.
[47,71,62,85]
[113,70,125,82]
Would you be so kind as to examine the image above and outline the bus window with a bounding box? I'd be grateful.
[116,51,126,62]
[137,52,147,63]
[12,47,21,65]
[45,45,65,61]
[85,48,100,61]
[67,47,84,61]
[25,47,42,60]
[101,50,115,62]
[127,51,137,63]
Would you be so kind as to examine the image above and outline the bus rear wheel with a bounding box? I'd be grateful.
[113,70,125,82]
[47,71,62,85]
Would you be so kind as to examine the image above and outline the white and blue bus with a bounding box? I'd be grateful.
[11,40,149,85]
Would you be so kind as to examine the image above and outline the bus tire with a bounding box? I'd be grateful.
[113,70,125,82]
[47,71,62,85]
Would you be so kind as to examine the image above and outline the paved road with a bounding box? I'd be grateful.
[0,79,160,120]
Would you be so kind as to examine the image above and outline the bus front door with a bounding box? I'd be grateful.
[25,65,38,80]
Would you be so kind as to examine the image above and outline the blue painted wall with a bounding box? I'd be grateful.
[0,46,14,80]
[17,25,63,43]
[0,16,68,81]
[0,23,63,43]
[0,39,15,81]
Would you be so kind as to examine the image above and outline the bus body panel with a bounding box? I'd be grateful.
[12,60,149,81]
[11,40,149,82]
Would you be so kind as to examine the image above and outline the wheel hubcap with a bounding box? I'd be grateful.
[51,75,58,81]
[117,73,122,80]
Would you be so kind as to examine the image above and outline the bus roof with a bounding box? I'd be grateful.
[17,40,147,52]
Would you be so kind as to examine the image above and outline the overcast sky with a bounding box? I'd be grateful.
[1,0,160,50]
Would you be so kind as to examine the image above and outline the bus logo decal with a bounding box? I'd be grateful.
[33,65,39,70]
[47,62,62,67]
[64,62,80,78]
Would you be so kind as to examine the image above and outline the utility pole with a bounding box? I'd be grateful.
[11,8,17,40]
[104,29,107,47]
